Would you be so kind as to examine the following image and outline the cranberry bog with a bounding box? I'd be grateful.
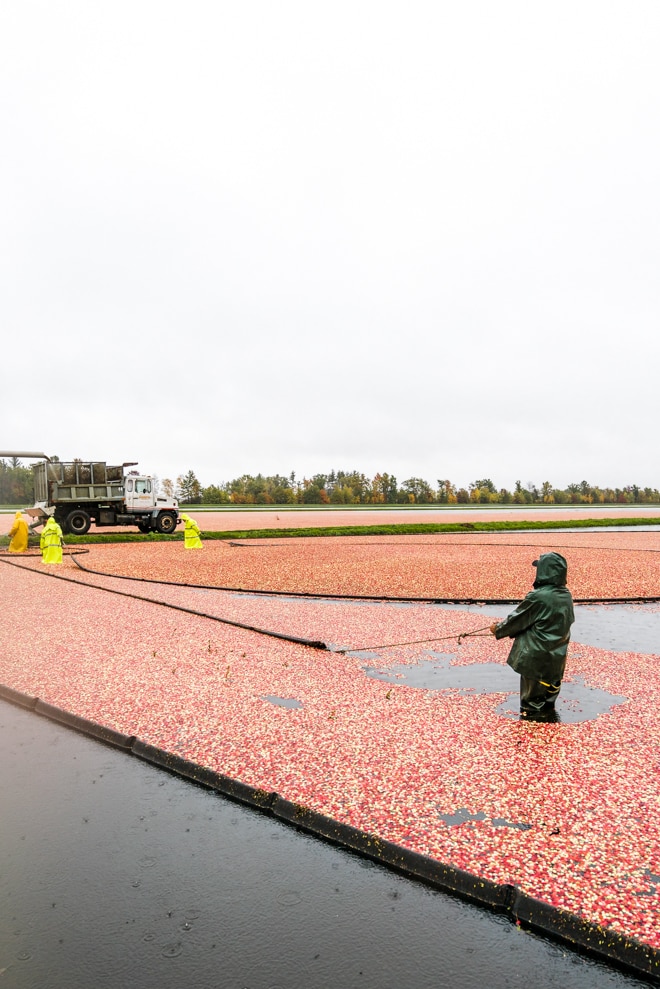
[1,520,659,980]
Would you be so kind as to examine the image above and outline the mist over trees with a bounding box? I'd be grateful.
[2,459,659,507]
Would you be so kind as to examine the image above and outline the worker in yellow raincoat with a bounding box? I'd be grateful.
[40,515,64,564]
[181,513,203,549]
[8,511,29,553]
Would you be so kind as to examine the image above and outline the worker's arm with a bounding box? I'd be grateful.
[490,595,538,639]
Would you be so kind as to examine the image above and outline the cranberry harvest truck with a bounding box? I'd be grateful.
[1,452,180,535]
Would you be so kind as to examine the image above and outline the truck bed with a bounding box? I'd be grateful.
[33,461,124,503]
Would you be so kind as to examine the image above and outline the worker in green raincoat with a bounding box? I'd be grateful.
[490,552,574,720]
[181,513,203,549]
[40,515,64,564]
[8,511,29,553]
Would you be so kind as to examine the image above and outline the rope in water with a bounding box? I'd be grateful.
[335,625,495,654]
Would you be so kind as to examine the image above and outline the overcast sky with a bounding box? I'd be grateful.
[2,2,659,492]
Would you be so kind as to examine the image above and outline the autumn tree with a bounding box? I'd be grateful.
[400,478,434,503]
[541,481,554,504]
[371,472,398,504]
[177,470,202,503]
[202,484,230,504]
[469,479,498,504]
[436,479,456,503]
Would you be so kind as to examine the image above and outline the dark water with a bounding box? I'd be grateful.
[0,702,649,989]
[325,600,660,656]
[261,694,303,709]
[443,602,660,656]
[356,602,656,725]
[362,654,628,724]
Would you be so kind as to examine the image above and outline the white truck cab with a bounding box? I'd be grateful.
[124,474,155,509]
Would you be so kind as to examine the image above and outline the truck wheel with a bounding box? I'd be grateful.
[155,511,177,534]
[65,509,91,536]
[137,521,152,534]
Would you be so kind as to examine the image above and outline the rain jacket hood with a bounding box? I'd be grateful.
[533,552,568,588]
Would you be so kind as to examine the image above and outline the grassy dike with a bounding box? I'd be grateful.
[3,515,660,548]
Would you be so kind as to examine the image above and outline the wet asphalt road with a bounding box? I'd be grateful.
[0,701,651,989]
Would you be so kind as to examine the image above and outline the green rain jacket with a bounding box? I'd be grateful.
[494,552,575,682]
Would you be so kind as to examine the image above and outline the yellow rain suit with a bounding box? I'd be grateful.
[8,512,29,553]
[40,516,64,564]
[181,513,203,549]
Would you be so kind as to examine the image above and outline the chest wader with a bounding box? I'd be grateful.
[520,676,561,717]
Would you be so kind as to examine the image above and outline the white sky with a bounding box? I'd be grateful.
[2,2,658,491]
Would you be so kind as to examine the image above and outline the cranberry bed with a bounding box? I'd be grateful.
[1,533,659,953]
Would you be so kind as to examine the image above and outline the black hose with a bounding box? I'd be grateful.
[65,552,660,605]
[0,554,329,651]
[2,545,659,660]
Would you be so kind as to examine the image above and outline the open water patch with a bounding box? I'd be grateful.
[437,807,533,830]
[362,655,627,723]
[261,695,303,709]
[440,602,660,655]
[494,676,627,723]
[363,652,512,693]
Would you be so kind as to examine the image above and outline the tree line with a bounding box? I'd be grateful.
[166,469,660,507]
[0,459,33,503]
[2,459,659,507]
